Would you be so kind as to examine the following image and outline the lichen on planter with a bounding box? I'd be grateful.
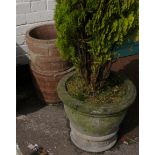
[57,71,136,152]
[64,104,126,136]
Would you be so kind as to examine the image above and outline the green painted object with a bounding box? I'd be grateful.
[117,40,139,57]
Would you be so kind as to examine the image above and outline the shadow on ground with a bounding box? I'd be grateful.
[16,64,46,116]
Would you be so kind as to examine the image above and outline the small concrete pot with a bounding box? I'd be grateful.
[57,71,136,153]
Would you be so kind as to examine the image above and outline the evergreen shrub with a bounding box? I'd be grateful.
[55,0,139,91]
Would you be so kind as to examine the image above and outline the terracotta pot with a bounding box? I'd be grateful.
[57,71,136,152]
[26,24,71,104]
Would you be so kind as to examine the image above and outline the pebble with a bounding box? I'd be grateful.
[123,141,129,145]
[16,115,27,120]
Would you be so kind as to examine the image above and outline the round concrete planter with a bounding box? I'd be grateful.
[57,71,136,152]
[26,24,71,104]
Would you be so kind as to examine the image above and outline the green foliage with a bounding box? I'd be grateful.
[55,0,139,91]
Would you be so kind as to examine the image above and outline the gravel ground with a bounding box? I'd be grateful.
[16,55,139,155]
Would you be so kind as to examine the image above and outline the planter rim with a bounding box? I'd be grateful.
[57,71,137,116]
[26,23,56,44]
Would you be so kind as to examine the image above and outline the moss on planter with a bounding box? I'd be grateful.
[66,72,127,105]
[57,71,137,137]
[57,71,136,115]
[64,104,126,136]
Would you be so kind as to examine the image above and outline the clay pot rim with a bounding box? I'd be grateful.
[26,23,56,44]
[57,71,137,116]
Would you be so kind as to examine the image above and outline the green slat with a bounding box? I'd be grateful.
[117,39,139,57]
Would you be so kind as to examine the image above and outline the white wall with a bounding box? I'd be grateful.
[16,0,56,64]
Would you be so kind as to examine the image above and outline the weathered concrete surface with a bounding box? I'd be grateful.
[16,144,23,155]
[17,104,138,155]
[16,55,139,155]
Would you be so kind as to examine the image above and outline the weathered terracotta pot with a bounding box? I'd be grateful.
[57,71,136,152]
[26,24,71,104]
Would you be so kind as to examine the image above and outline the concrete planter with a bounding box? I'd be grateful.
[26,24,71,104]
[57,71,136,152]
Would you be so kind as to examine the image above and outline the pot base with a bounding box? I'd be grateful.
[70,123,117,153]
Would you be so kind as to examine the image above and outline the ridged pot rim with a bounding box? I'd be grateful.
[26,23,56,44]
[57,71,137,116]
